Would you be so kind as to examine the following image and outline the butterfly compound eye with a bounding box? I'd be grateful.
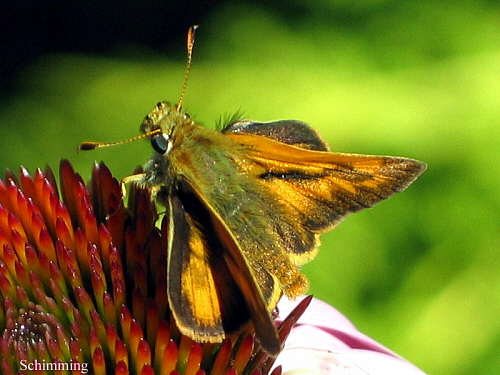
[151,133,170,154]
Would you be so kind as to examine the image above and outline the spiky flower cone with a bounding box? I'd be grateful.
[0,160,309,375]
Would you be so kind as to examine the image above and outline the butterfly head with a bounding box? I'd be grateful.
[140,101,194,156]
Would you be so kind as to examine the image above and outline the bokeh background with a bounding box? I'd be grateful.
[1,1,499,374]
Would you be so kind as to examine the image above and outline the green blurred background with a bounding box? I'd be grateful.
[1,1,499,374]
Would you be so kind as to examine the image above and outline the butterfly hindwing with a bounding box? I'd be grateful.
[223,120,329,151]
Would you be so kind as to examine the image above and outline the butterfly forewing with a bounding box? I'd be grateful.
[224,120,426,259]
[166,181,280,355]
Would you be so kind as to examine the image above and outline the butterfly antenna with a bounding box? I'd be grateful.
[78,129,162,152]
[79,26,198,153]
[176,25,198,112]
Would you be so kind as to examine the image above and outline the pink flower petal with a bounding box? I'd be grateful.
[274,296,426,375]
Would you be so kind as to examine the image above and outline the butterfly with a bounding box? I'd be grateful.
[79,26,426,356]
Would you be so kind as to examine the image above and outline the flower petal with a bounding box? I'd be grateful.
[274,296,426,375]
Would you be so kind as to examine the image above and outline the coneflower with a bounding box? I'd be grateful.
[0,160,310,375]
